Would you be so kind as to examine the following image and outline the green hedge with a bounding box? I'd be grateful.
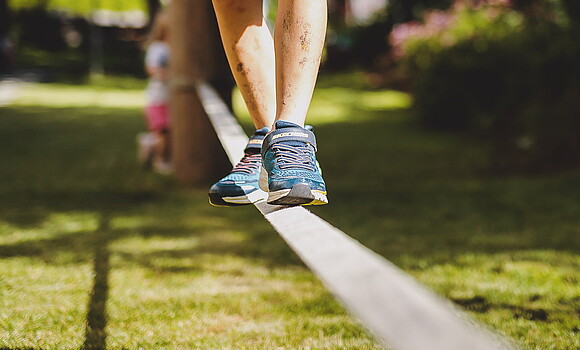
[395,3,580,172]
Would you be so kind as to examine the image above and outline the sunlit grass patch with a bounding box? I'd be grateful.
[12,78,146,109]
[359,90,412,111]
[0,212,100,245]
[232,73,412,126]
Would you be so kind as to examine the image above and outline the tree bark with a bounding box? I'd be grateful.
[0,0,11,72]
[169,0,232,186]
[0,0,10,36]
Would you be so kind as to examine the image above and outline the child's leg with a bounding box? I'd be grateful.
[210,0,274,206]
[148,129,171,174]
[157,129,170,163]
[212,0,327,128]
[211,0,276,129]
[142,104,172,172]
[261,0,328,205]
[274,0,327,127]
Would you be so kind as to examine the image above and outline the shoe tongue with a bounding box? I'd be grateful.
[268,120,317,151]
[245,127,270,153]
[255,126,270,136]
[274,120,303,130]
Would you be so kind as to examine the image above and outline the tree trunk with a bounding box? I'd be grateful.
[146,0,161,28]
[332,0,352,27]
[0,0,10,72]
[169,0,232,186]
[0,0,10,36]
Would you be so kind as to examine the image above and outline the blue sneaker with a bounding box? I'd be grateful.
[209,127,269,206]
[260,120,328,206]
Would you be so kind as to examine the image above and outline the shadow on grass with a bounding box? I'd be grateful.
[82,213,111,350]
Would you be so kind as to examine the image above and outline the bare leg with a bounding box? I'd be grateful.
[211,0,276,129]
[209,0,329,207]
[275,0,327,127]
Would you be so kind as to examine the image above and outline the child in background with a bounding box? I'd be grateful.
[137,9,172,174]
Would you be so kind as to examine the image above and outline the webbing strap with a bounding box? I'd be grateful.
[195,81,517,350]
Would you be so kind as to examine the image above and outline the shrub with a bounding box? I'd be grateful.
[390,0,580,172]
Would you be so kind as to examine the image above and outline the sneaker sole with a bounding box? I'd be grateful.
[259,166,269,192]
[208,189,267,207]
[208,193,247,207]
[268,184,328,206]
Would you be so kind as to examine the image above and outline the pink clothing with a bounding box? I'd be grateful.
[145,42,170,105]
[145,104,169,131]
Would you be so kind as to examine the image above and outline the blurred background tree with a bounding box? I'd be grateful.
[0,0,12,73]
[5,0,153,79]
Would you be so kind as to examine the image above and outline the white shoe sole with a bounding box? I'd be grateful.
[223,188,267,205]
[267,184,328,206]
[259,166,269,192]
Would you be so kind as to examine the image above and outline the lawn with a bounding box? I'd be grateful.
[0,74,578,349]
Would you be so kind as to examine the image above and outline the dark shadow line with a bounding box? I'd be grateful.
[82,213,111,350]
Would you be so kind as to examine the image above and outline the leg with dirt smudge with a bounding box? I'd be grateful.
[274,0,327,127]
[211,0,276,129]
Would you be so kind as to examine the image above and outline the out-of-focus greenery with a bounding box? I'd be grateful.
[386,0,454,24]
[322,0,455,71]
[13,42,146,80]
[9,0,147,14]
[391,0,580,173]
[8,6,148,80]
[395,8,525,63]
[266,0,278,23]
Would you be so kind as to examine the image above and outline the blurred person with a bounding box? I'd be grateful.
[137,8,172,174]
[208,0,329,207]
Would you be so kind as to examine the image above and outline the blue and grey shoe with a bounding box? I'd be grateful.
[260,120,328,206]
[209,127,269,206]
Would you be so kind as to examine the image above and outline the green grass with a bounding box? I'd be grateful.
[1,74,579,349]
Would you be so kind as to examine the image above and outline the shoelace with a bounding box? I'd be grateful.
[231,152,262,174]
[272,143,317,171]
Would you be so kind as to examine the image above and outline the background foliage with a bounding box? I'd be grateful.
[390,0,580,173]
[5,0,151,79]
[9,0,146,14]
